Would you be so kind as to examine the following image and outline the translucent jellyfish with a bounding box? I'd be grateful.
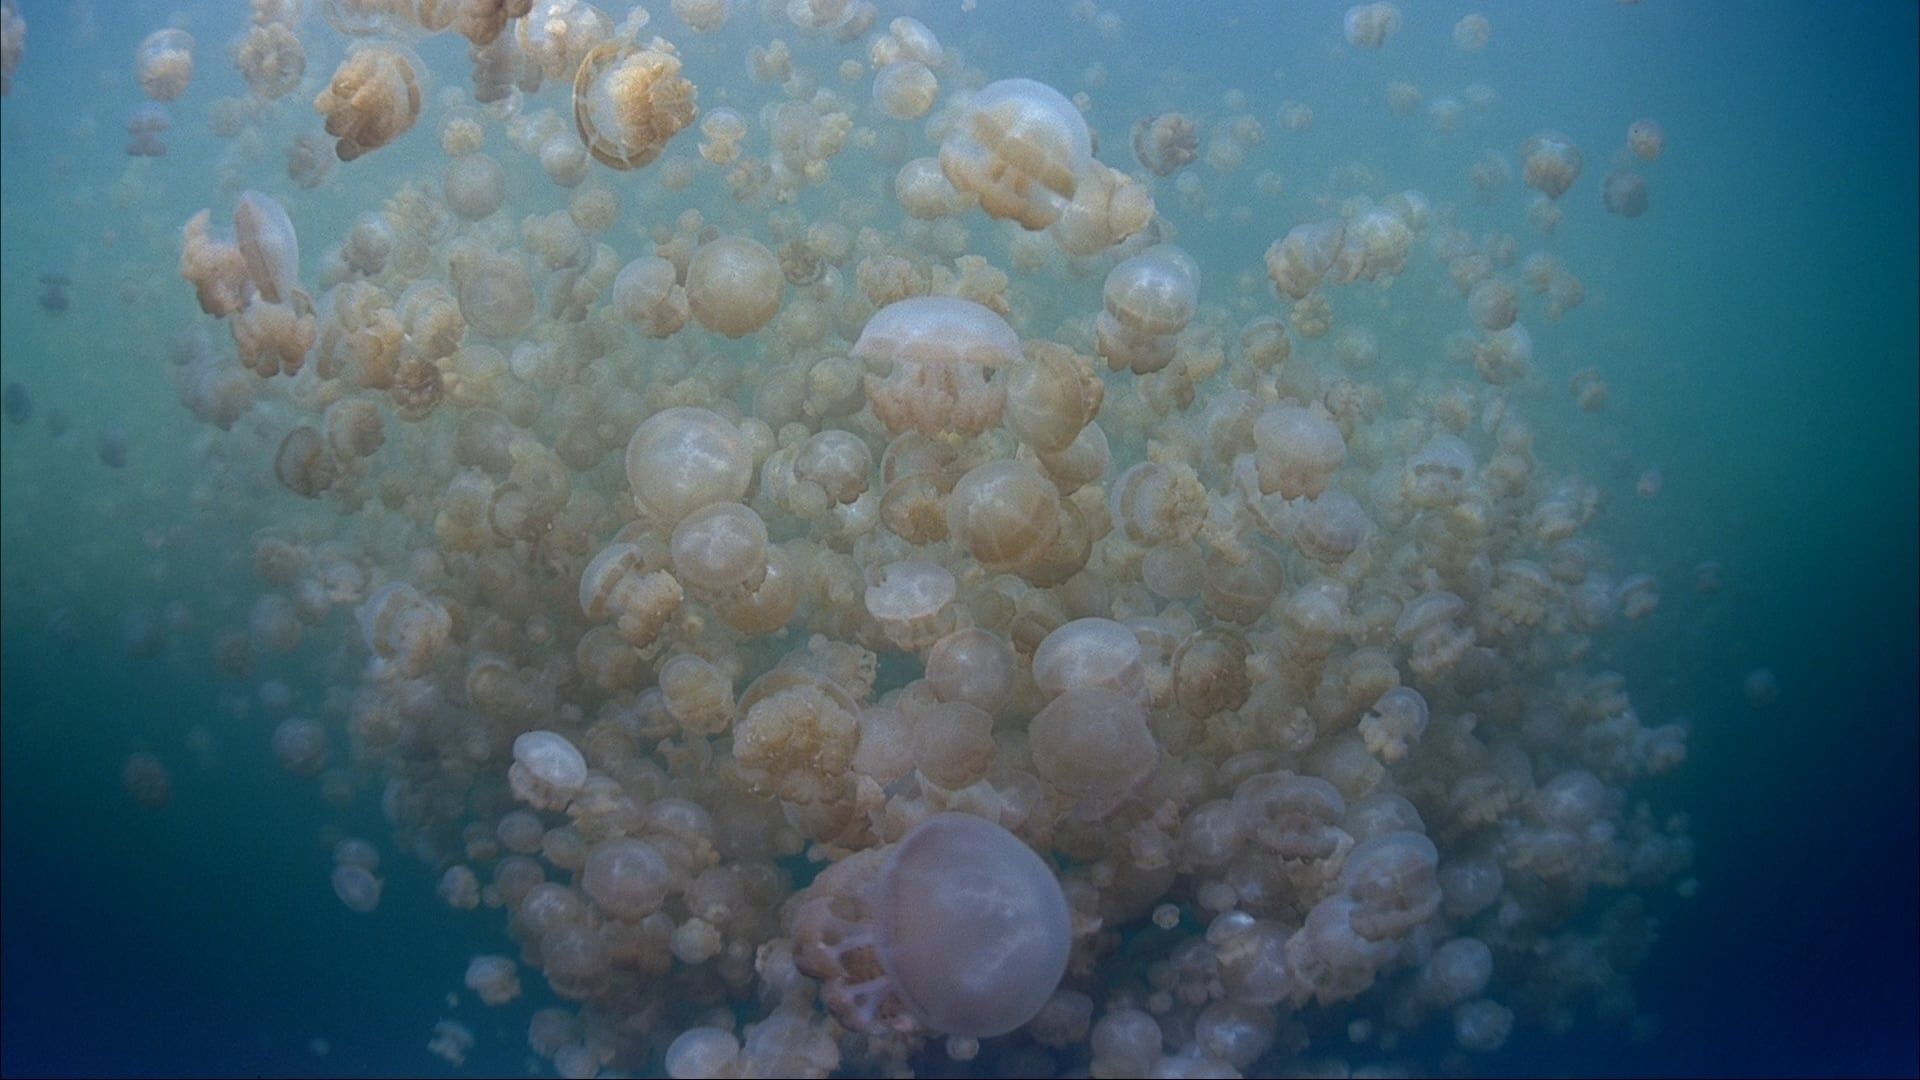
[873,60,938,121]
[926,628,1016,718]
[125,104,170,157]
[1034,618,1147,702]
[1030,687,1158,805]
[624,407,753,524]
[314,46,422,161]
[945,459,1061,573]
[572,37,697,170]
[672,0,731,32]
[864,560,956,651]
[1343,3,1402,49]
[671,501,769,594]
[443,154,507,221]
[792,813,1071,1037]
[274,427,336,497]
[1395,591,1473,678]
[854,297,1019,438]
[510,731,588,811]
[232,20,305,100]
[1627,118,1665,161]
[427,1020,474,1066]
[332,864,383,913]
[1358,687,1429,763]
[1131,112,1200,177]
[939,78,1091,229]
[1744,668,1780,708]
[451,250,537,339]
[1453,12,1491,51]
[1264,220,1345,300]
[233,191,300,305]
[136,28,194,102]
[1468,277,1518,331]
[1520,132,1583,200]
[1253,404,1347,499]
[686,236,783,338]
[355,582,452,677]
[1097,245,1200,375]
[122,752,173,810]
[1603,170,1650,218]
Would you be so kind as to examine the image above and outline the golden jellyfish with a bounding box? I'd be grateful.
[122,752,173,810]
[792,813,1071,1038]
[624,406,752,525]
[939,78,1092,230]
[1603,170,1650,218]
[853,297,1020,438]
[672,0,730,32]
[572,37,697,170]
[442,154,507,220]
[275,426,337,498]
[231,20,304,100]
[1520,132,1583,200]
[872,60,938,121]
[450,249,537,339]
[1627,118,1666,161]
[179,210,255,318]
[611,255,690,337]
[1453,12,1491,51]
[234,191,300,305]
[1097,244,1201,375]
[314,46,422,162]
[945,459,1061,573]
[136,28,195,102]
[685,236,783,338]
[1343,3,1402,49]
[1132,112,1200,177]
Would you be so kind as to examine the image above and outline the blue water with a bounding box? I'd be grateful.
[3,1,1915,1077]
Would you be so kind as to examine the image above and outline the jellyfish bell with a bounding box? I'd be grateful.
[572,37,697,170]
[794,813,1071,1038]
[136,28,195,102]
[1603,169,1649,218]
[939,78,1091,229]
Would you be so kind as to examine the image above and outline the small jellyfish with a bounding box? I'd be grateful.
[1343,3,1403,49]
[314,46,422,161]
[125,103,171,157]
[1453,13,1491,51]
[685,236,783,338]
[1744,668,1779,708]
[1131,112,1200,177]
[939,78,1091,229]
[121,752,173,810]
[1603,169,1650,218]
[572,37,698,170]
[1521,132,1583,200]
[1636,467,1663,499]
[1627,118,1665,161]
[135,28,194,102]
[854,297,1020,438]
[233,191,300,305]
[331,863,383,913]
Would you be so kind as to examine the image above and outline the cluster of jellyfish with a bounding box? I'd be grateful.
[0,0,1714,1074]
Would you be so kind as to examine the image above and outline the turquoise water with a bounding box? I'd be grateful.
[2,2,1914,1077]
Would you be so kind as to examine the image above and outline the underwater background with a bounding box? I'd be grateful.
[1,1,1915,1077]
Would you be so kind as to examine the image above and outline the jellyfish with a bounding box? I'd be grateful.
[793,813,1071,1038]
[939,78,1091,229]
[314,46,422,161]
[36,273,69,314]
[125,103,171,157]
[1131,112,1200,177]
[1603,169,1650,218]
[0,0,20,95]
[135,28,194,102]
[572,37,697,170]
[2,381,31,424]
[853,296,1020,438]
